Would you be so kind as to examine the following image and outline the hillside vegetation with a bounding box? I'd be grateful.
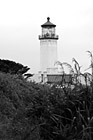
[0,54,93,140]
[0,71,93,140]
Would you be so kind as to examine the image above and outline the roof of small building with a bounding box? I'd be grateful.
[47,74,72,84]
[41,17,56,27]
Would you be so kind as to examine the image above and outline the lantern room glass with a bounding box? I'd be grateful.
[42,27,55,37]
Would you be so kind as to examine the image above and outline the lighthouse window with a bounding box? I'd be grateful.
[42,28,48,35]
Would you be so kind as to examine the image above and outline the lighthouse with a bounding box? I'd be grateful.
[31,18,71,84]
[39,17,59,75]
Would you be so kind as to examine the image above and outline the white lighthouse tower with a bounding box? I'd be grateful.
[39,17,59,75]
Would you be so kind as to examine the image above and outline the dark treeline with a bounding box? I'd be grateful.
[0,59,30,75]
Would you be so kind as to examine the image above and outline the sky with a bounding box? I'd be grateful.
[0,0,93,74]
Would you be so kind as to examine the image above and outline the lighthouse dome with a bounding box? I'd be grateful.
[41,17,56,27]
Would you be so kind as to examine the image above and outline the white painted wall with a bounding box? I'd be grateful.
[40,39,58,73]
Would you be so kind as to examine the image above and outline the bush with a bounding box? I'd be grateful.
[0,72,93,140]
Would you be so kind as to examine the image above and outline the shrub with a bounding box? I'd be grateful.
[0,71,93,140]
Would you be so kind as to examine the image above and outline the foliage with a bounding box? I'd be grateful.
[0,59,32,79]
[0,72,40,140]
[0,71,93,140]
[1,52,93,140]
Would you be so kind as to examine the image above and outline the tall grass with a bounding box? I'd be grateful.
[37,51,93,140]
[37,85,93,140]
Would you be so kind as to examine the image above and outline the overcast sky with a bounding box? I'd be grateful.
[0,0,93,73]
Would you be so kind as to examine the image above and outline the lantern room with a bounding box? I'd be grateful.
[39,17,58,40]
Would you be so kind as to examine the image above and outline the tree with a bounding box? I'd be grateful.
[0,59,33,79]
